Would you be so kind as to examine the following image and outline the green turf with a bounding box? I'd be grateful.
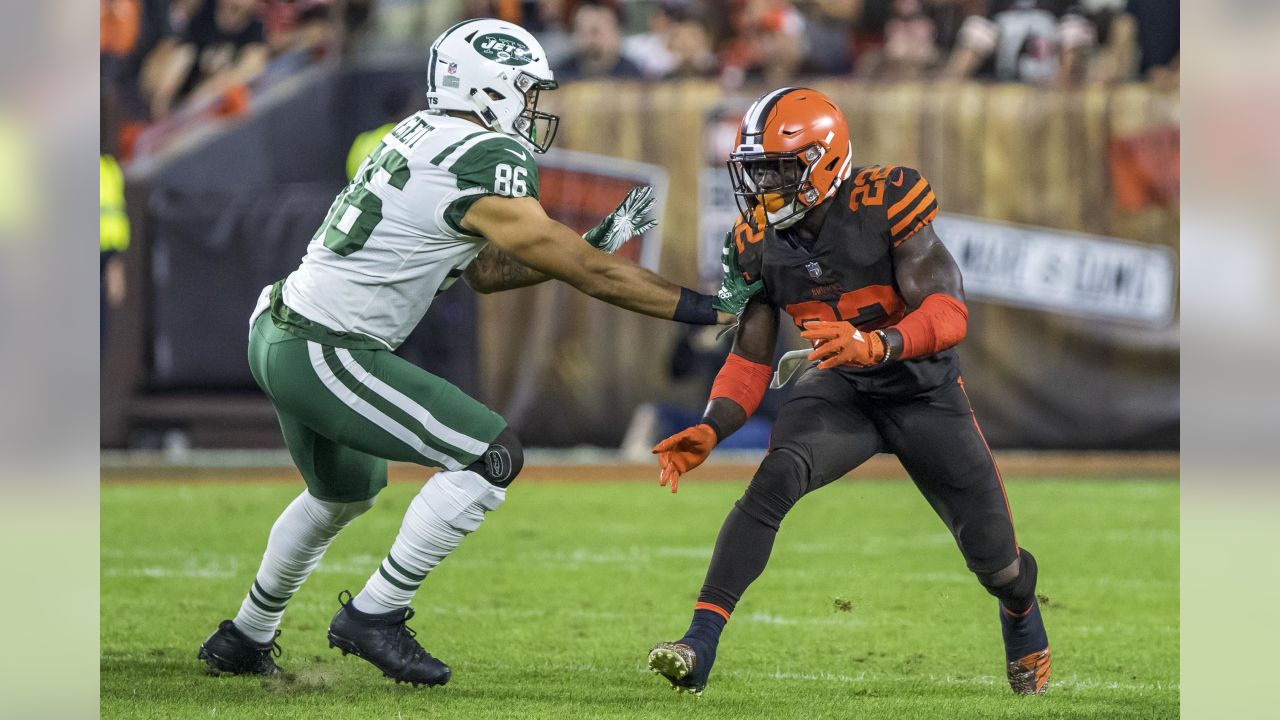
[101,476,1178,719]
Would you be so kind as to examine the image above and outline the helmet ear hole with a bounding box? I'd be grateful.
[484,88,506,101]
[825,156,840,172]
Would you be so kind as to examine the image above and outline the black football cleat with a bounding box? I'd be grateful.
[197,620,282,676]
[327,590,451,687]
[648,638,715,697]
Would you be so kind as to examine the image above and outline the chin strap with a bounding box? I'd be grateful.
[465,88,501,130]
[768,197,812,228]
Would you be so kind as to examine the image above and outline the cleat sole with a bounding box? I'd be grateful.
[328,627,450,688]
[647,646,703,696]
[647,647,691,682]
[198,646,279,677]
[327,632,361,660]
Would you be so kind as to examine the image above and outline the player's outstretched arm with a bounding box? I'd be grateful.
[463,186,658,293]
[463,245,551,293]
[653,294,779,493]
[462,194,734,324]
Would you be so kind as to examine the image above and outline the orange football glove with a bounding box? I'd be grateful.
[801,320,886,369]
[651,423,718,493]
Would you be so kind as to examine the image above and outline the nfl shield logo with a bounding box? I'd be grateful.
[805,261,822,279]
[447,62,458,74]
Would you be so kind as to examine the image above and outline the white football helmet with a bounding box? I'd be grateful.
[425,18,560,153]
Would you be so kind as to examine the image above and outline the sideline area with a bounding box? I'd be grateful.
[101,449,1179,484]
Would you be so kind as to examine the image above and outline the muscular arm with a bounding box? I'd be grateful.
[701,292,779,440]
[882,224,966,360]
[462,194,733,323]
[463,245,551,294]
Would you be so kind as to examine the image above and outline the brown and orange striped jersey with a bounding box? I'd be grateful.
[733,165,958,397]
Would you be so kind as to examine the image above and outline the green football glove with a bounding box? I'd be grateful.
[713,232,763,315]
[583,185,659,253]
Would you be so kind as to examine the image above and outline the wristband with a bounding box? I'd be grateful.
[699,417,726,443]
[674,287,717,325]
[873,329,892,363]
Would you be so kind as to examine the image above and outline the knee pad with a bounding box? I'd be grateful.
[466,426,524,488]
[735,448,809,530]
[977,548,1038,613]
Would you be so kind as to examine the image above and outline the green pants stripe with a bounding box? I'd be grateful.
[308,342,466,470]
[248,312,506,502]
[319,345,490,458]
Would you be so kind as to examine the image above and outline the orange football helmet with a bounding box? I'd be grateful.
[728,87,853,229]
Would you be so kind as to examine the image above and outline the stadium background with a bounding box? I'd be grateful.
[100,0,1179,455]
[98,3,1179,718]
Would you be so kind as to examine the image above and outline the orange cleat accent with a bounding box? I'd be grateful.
[1007,646,1052,695]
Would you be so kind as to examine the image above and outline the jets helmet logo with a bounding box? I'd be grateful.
[473,33,534,66]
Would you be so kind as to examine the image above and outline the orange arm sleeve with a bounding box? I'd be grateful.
[709,352,772,418]
[892,293,968,360]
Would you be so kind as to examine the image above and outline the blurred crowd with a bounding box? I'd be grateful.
[101,0,373,158]
[448,0,1178,87]
[96,0,1177,322]
[101,0,1177,156]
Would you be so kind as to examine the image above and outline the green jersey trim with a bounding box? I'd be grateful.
[268,281,390,351]
[448,136,540,199]
[441,191,488,236]
[429,130,488,166]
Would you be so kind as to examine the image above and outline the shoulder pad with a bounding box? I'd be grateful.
[845,165,938,246]
[446,134,540,200]
[882,166,938,246]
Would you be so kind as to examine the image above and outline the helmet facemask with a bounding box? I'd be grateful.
[728,143,826,229]
[509,71,559,153]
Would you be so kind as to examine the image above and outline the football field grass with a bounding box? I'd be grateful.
[101,473,1178,719]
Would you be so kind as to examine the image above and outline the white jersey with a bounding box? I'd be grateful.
[269,112,539,350]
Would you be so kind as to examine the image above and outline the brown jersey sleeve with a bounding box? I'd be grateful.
[883,167,939,246]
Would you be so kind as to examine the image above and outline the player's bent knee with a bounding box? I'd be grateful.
[303,492,376,527]
[466,426,524,488]
[736,447,810,529]
[334,496,377,523]
[954,508,1020,572]
[976,548,1038,612]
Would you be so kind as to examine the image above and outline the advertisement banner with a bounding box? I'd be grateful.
[934,214,1177,326]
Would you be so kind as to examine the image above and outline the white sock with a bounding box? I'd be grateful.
[233,491,374,643]
[352,470,505,615]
